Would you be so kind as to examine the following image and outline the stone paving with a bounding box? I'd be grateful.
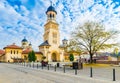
[0,63,120,83]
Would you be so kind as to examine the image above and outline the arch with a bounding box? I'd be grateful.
[53,14,54,18]
[51,53,57,62]
[51,51,60,62]
[50,13,52,18]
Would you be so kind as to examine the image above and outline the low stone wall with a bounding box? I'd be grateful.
[96,60,120,65]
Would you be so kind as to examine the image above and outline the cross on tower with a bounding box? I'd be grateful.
[50,1,53,6]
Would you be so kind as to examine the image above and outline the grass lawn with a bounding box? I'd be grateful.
[83,63,112,68]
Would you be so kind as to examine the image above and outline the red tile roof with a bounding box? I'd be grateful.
[22,48,31,54]
[4,43,22,49]
[35,52,43,55]
[22,48,43,55]
[0,49,5,55]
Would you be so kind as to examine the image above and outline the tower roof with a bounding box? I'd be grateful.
[39,40,51,47]
[22,37,28,42]
[62,38,68,41]
[46,5,57,14]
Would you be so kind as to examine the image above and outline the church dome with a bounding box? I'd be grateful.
[46,5,57,14]
[22,37,28,42]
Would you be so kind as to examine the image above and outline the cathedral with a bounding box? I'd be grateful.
[0,5,70,63]
[39,5,68,62]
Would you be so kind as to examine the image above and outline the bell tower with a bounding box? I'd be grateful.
[44,5,60,47]
[39,4,63,62]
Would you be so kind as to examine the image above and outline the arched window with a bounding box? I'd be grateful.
[14,50,15,54]
[50,13,52,18]
[17,51,18,54]
[53,14,54,18]
[11,50,12,54]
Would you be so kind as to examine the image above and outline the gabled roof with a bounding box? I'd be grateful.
[39,40,50,47]
[0,49,5,55]
[4,43,22,49]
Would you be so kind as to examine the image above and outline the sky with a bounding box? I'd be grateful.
[0,0,120,51]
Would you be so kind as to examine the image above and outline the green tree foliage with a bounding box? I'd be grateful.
[70,21,119,63]
[28,50,36,62]
[114,48,119,61]
[69,54,74,61]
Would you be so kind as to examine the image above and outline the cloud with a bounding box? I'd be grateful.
[0,0,120,51]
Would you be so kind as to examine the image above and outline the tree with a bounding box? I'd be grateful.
[70,21,118,63]
[114,48,119,61]
[68,41,83,56]
[69,54,74,61]
[28,50,36,62]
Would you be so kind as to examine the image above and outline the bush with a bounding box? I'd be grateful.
[69,54,74,61]
[28,50,36,62]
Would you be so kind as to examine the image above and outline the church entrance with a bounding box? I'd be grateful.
[52,53,57,62]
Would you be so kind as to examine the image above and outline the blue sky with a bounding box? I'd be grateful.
[0,0,120,51]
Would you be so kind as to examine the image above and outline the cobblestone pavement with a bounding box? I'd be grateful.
[0,63,120,83]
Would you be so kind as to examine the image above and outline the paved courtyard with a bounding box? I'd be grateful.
[0,63,120,83]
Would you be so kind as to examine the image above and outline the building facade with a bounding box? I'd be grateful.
[0,40,43,62]
[0,5,79,63]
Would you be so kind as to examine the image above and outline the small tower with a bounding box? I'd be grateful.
[28,42,32,50]
[62,38,68,47]
[21,37,28,49]
[46,4,57,22]
[39,4,61,62]
[44,4,60,46]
